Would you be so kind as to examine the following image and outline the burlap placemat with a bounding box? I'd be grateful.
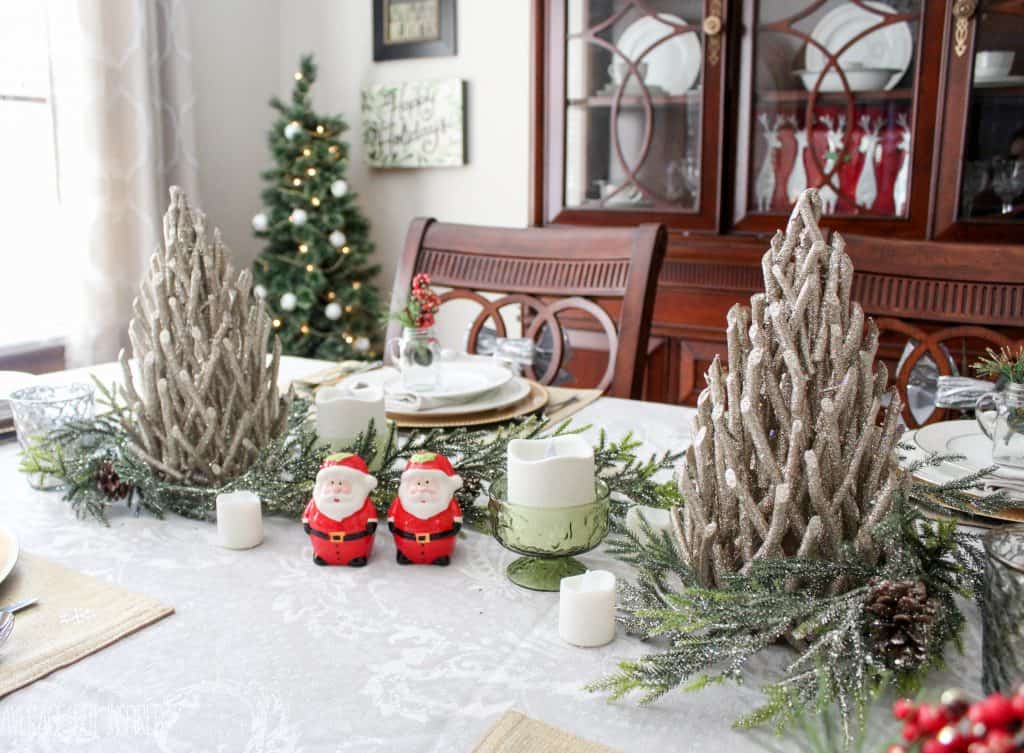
[544,386,604,424]
[0,552,173,697]
[472,710,623,753]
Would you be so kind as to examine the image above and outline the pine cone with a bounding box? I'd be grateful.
[864,578,936,671]
[95,460,133,500]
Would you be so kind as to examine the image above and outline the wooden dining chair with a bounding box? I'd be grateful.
[385,219,668,399]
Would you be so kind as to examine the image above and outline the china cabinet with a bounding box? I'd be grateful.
[531,0,1024,411]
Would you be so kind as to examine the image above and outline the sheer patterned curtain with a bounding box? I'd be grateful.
[47,0,198,365]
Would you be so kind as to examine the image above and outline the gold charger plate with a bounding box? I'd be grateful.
[389,381,549,429]
[914,484,1024,526]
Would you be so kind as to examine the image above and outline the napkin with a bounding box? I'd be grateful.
[383,389,459,413]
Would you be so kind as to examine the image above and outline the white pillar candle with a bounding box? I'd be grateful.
[625,505,674,541]
[216,491,263,549]
[559,570,616,647]
[506,435,595,507]
[315,383,387,448]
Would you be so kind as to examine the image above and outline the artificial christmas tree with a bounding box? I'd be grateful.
[252,54,381,360]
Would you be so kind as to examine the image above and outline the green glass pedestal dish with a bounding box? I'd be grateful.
[489,476,610,591]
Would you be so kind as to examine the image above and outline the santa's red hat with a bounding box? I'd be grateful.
[316,453,376,491]
[321,452,369,474]
[403,451,457,477]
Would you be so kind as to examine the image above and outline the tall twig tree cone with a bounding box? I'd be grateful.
[674,188,903,588]
[118,187,290,486]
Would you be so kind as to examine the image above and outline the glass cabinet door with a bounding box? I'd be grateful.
[734,0,932,233]
[546,0,724,228]
[958,3,1024,223]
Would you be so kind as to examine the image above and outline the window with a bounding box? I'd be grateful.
[0,5,66,362]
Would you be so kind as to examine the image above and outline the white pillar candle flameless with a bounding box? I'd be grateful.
[506,435,595,507]
[315,383,387,448]
[559,570,617,647]
[216,491,263,549]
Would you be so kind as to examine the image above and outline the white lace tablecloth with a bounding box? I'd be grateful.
[0,358,984,752]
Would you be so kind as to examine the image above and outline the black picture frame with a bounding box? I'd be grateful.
[373,0,456,61]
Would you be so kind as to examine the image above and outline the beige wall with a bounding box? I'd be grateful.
[189,0,534,316]
[187,0,281,267]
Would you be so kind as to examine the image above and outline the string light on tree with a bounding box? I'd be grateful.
[252,53,381,360]
[294,71,303,81]
[272,318,282,329]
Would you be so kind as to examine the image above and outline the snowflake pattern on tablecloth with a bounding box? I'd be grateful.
[59,608,97,625]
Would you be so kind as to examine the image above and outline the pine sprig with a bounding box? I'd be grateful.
[972,345,1024,383]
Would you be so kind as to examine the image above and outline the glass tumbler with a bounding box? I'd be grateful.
[982,525,1024,693]
[9,383,95,489]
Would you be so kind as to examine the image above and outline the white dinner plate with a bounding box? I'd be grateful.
[974,74,1024,88]
[388,377,532,418]
[616,13,701,95]
[914,420,1024,479]
[0,525,19,586]
[804,1,913,92]
[340,363,514,403]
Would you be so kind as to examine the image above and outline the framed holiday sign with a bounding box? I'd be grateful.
[373,0,456,61]
[361,78,466,168]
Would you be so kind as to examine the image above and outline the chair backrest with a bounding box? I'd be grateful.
[386,219,667,399]
[875,317,1024,428]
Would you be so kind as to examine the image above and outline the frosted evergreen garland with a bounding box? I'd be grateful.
[118,187,289,485]
[677,189,902,588]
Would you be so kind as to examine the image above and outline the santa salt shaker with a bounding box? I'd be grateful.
[388,452,463,566]
[303,453,379,567]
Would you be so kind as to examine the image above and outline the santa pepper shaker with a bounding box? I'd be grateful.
[388,452,463,566]
[303,453,379,567]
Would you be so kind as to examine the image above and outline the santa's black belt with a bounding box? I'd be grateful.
[389,525,459,544]
[304,523,375,542]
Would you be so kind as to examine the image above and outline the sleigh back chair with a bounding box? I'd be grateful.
[386,219,667,399]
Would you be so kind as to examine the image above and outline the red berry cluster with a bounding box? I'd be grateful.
[409,273,440,329]
[889,690,1024,753]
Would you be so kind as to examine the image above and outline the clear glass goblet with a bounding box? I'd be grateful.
[991,157,1024,215]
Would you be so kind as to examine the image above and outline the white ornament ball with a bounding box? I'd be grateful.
[251,212,268,232]
[284,121,302,140]
[353,337,370,353]
[280,292,298,312]
[253,284,267,300]
[324,302,342,321]
[330,180,348,198]
[329,230,347,248]
[289,208,308,226]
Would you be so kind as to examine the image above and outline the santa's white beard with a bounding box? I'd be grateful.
[398,489,449,520]
[314,490,363,521]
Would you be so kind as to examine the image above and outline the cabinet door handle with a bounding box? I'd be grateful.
[952,0,978,58]
[704,1,724,66]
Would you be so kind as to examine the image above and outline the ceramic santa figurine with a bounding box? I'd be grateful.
[388,452,463,566]
[303,453,379,567]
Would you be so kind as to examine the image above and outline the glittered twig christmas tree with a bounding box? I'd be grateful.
[119,187,290,485]
[675,188,903,589]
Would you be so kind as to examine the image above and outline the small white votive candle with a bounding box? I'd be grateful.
[625,505,674,541]
[216,491,263,549]
[559,570,616,647]
[507,435,595,507]
[315,383,387,448]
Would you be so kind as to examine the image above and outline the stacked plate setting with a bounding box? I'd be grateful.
[340,359,537,423]
[901,420,1024,521]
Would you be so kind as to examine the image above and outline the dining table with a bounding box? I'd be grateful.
[0,356,988,752]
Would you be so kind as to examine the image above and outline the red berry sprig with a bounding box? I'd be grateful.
[889,689,1024,753]
[393,273,441,330]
